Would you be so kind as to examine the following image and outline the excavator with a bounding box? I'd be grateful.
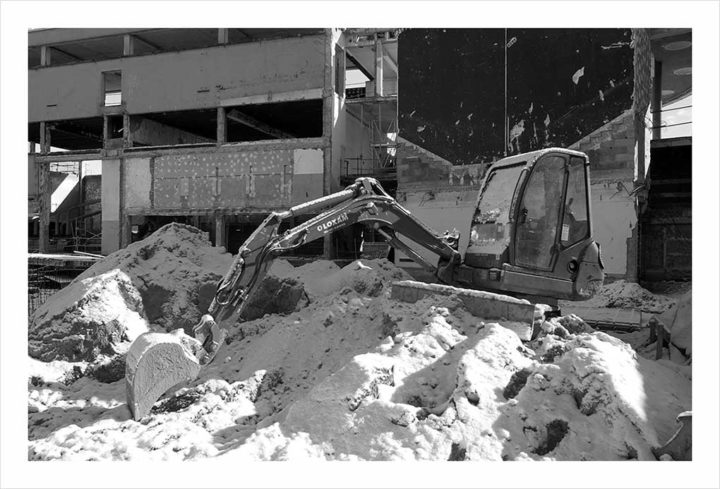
[125,147,605,420]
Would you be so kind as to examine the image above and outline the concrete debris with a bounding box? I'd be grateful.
[29,269,148,362]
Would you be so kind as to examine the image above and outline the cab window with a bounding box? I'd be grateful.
[561,156,590,246]
[514,155,566,269]
[469,164,525,249]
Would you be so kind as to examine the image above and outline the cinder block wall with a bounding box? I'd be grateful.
[570,110,639,279]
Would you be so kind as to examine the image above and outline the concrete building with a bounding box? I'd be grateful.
[28,28,399,256]
[28,28,690,282]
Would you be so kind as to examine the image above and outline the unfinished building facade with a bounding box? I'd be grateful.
[28,28,399,257]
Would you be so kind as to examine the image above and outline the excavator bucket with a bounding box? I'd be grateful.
[126,316,227,420]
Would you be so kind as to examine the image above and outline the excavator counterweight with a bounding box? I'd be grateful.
[125,148,604,420]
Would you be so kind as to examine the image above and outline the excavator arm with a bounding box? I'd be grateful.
[194,178,461,364]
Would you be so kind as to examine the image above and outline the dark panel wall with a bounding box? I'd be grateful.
[399,28,633,165]
[400,29,505,165]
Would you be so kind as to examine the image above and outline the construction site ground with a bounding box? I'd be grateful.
[27,224,692,461]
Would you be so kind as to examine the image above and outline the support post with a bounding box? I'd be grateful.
[652,60,663,141]
[40,45,51,66]
[217,107,226,145]
[103,115,110,148]
[215,213,225,249]
[218,28,229,45]
[123,34,135,56]
[322,29,335,258]
[123,113,132,147]
[38,160,50,252]
[39,122,51,154]
[374,38,383,97]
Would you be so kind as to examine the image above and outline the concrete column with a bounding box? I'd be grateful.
[217,107,226,145]
[123,34,134,56]
[101,159,122,254]
[38,160,50,252]
[218,28,229,45]
[374,38,383,97]
[652,60,663,141]
[40,46,51,66]
[215,213,225,249]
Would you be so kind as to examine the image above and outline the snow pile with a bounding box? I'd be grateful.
[225,313,690,461]
[28,259,691,461]
[29,269,148,362]
[584,280,675,313]
[71,223,232,334]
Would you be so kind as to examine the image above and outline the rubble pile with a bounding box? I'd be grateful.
[71,223,233,334]
[28,269,148,362]
[584,280,676,313]
[27,246,691,461]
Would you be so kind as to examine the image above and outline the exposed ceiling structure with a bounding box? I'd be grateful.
[28,28,324,68]
[28,117,105,151]
[648,28,692,104]
[344,29,399,90]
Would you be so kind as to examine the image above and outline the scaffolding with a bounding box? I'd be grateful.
[27,254,101,316]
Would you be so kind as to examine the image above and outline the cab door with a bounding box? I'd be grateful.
[513,154,567,270]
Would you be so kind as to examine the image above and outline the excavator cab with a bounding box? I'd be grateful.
[460,148,603,303]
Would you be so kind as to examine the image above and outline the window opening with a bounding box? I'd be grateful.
[103,71,122,106]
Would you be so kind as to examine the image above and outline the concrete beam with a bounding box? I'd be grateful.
[50,124,103,144]
[29,28,155,48]
[383,51,398,74]
[128,116,214,146]
[50,46,82,62]
[346,50,374,81]
[133,34,161,52]
[226,109,295,139]
[220,88,324,107]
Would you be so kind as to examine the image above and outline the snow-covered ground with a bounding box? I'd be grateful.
[26,225,692,461]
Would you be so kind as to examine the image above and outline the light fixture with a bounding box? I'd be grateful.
[663,40,692,51]
[673,67,692,76]
[661,89,675,96]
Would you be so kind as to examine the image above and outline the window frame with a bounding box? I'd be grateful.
[511,152,569,271]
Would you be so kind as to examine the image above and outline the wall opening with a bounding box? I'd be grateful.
[103,71,122,106]
[226,99,323,143]
[28,117,105,151]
